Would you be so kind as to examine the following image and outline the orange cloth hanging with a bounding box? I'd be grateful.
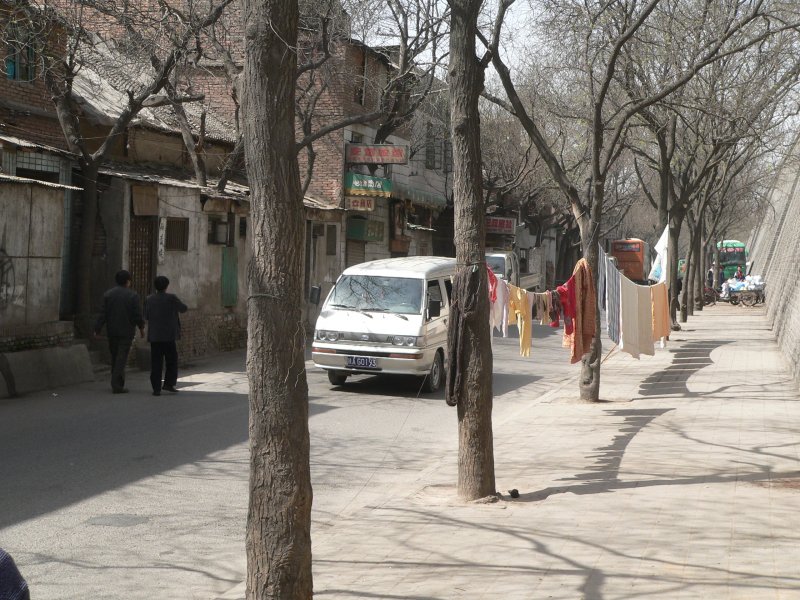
[561,258,596,364]
[650,282,670,343]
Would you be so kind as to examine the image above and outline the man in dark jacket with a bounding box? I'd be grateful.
[94,270,145,394]
[144,276,188,396]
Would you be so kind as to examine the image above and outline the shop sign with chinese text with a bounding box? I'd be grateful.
[486,216,515,235]
[345,144,409,164]
[345,197,375,211]
[344,172,392,197]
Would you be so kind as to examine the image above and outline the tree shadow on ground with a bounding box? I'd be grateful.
[514,407,674,502]
[637,339,732,398]
[313,501,800,600]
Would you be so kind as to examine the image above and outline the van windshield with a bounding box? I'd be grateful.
[328,275,424,315]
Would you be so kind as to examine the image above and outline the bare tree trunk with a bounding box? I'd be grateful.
[694,229,704,311]
[579,243,601,402]
[667,214,683,326]
[241,0,313,597]
[579,194,601,402]
[76,160,100,335]
[680,226,693,322]
[171,98,208,186]
[217,135,244,193]
[447,0,495,501]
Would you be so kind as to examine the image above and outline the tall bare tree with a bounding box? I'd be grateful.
[445,0,495,500]
[629,29,800,322]
[239,0,452,593]
[241,1,314,597]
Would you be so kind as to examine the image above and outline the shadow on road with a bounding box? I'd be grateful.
[0,389,253,529]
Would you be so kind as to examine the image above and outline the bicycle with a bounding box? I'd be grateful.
[703,286,720,306]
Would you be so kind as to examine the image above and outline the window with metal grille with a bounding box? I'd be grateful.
[165,218,189,251]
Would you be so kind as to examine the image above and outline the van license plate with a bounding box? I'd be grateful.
[346,356,378,369]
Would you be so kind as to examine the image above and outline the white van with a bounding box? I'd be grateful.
[311,256,456,392]
[486,249,542,290]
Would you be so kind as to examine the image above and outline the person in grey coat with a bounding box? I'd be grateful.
[94,270,145,394]
[144,276,188,396]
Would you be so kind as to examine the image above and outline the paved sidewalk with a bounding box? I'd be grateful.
[225,303,800,599]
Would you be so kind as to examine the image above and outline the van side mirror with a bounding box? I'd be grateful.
[309,285,321,305]
[427,298,441,319]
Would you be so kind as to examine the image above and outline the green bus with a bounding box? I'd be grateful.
[717,240,748,279]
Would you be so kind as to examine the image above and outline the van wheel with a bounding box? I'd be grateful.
[327,370,348,386]
[423,351,443,393]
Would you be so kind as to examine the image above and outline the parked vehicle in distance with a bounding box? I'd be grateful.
[717,240,748,279]
[610,238,651,283]
[486,250,541,290]
[311,256,455,393]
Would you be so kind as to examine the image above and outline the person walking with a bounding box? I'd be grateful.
[94,270,145,394]
[144,276,188,396]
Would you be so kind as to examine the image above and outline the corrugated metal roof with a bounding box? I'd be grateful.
[97,163,249,199]
[0,173,82,190]
[98,163,345,213]
[0,134,76,158]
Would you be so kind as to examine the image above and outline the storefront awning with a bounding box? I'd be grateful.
[392,181,447,211]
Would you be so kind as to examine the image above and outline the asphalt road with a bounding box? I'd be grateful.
[0,324,579,599]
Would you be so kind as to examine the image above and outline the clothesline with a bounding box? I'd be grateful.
[486,258,595,364]
[485,247,670,362]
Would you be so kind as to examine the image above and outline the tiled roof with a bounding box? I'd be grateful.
[70,41,237,144]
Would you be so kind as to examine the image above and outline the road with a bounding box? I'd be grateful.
[0,324,579,599]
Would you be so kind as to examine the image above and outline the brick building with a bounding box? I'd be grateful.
[1,10,251,361]
[182,25,455,326]
[2,0,454,359]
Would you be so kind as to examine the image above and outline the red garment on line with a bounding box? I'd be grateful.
[557,278,575,336]
[486,265,498,304]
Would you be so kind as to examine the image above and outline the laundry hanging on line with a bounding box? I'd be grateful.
[483,248,668,363]
[598,242,671,359]
[485,259,596,363]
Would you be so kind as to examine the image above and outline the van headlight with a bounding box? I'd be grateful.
[391,335,419,347]
[315,330,340,342]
